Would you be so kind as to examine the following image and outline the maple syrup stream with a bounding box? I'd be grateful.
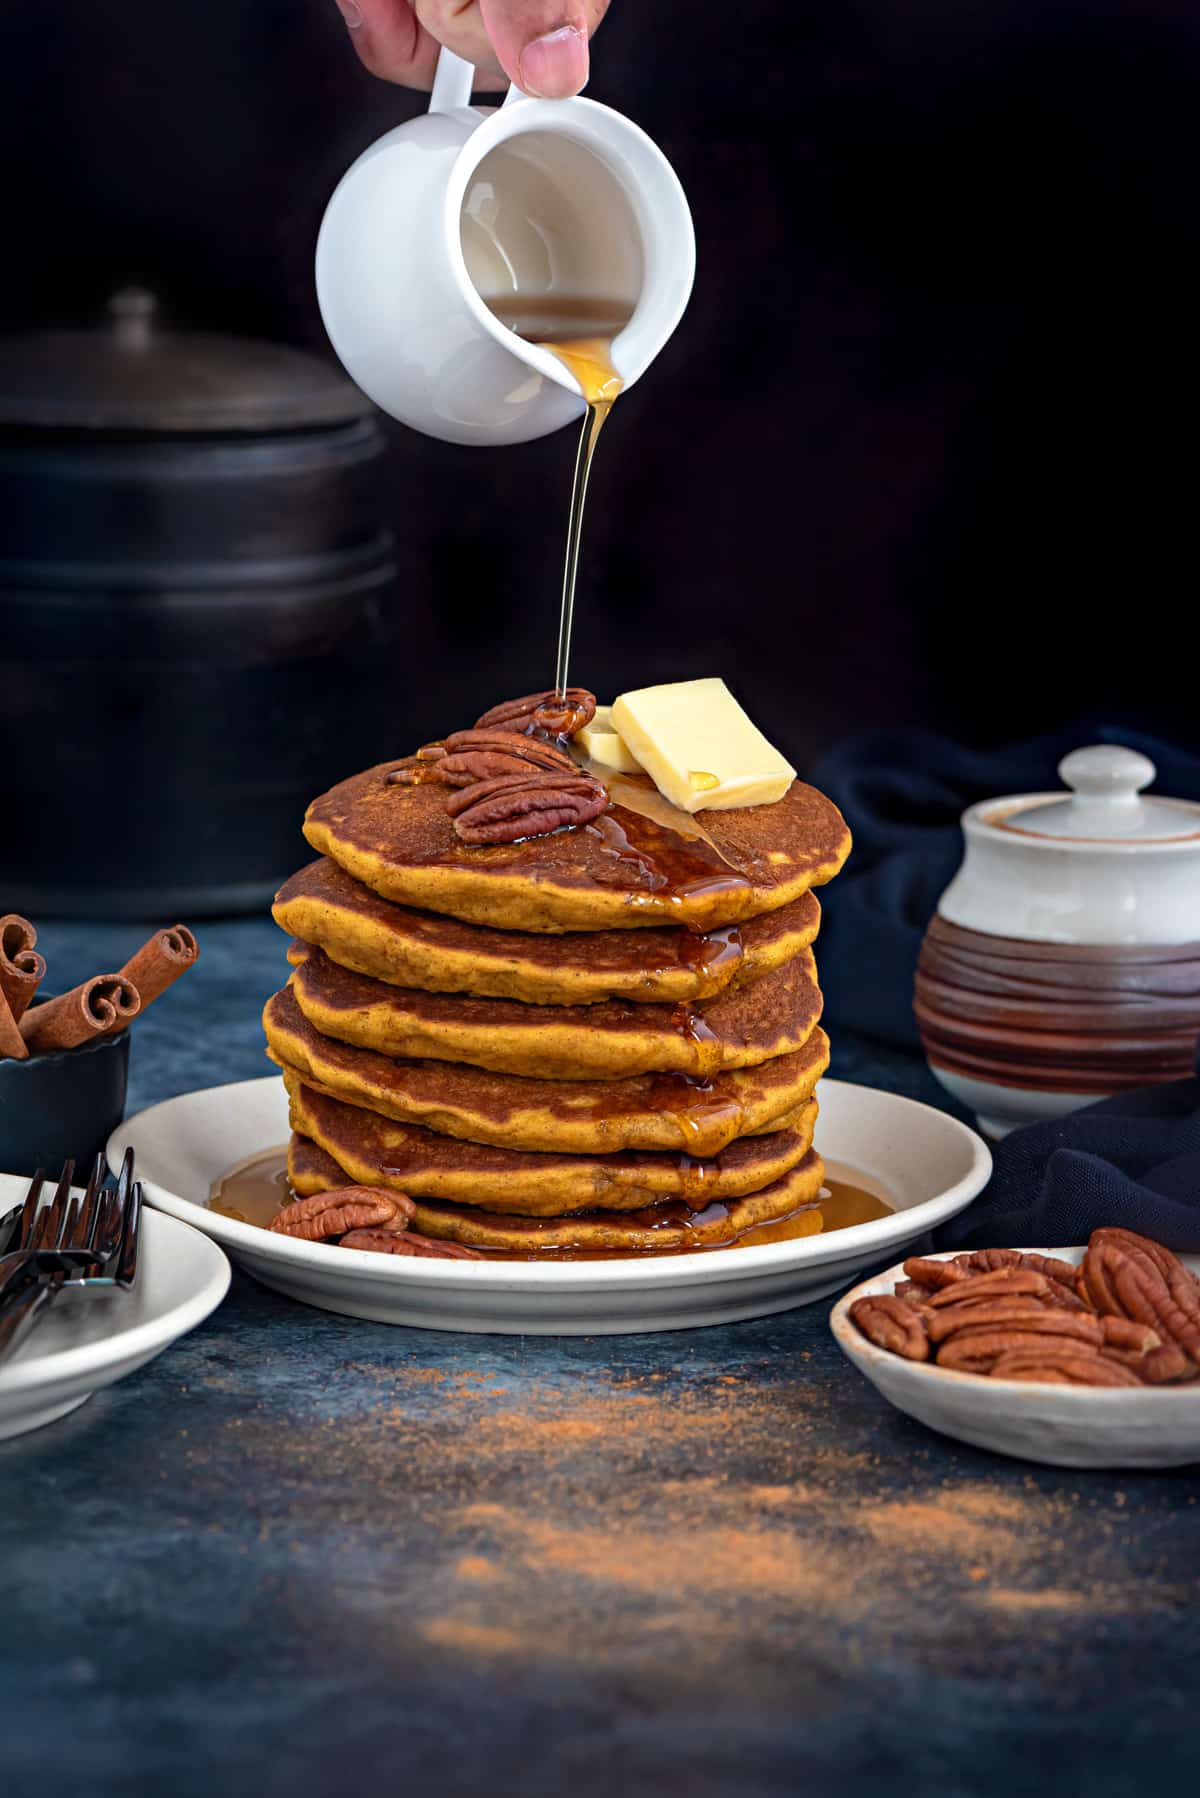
[483,296,629,701]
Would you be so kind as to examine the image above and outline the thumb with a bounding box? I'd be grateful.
[477,0,591,98]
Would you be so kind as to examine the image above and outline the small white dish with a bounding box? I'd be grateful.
[109,1076,990,1336]
[831,1249,1200,1469]
[0,1176,230,1443]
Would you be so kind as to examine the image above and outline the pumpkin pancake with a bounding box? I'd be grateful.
[289,1131,828,1253]
[265,985,829,1156]
[287,944,823,1080]
[285,1075,818,1215]
[304,762,851,933]
[274,857,821,1005]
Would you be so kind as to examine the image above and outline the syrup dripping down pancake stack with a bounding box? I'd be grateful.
[263,689,851,1257]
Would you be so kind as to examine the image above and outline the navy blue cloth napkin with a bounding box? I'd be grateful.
[935,1075,1200,1254]
[806,723,1200,1253]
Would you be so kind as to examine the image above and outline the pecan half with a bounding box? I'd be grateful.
[1121,1344,1197,1385]
[902,1257,970,1291]
[385,750,447,787]
[1032,1280,1092,1314]
[849,1294,930,1360]
[1100,1316,1162,1353]
[954,1248,1084,1289]
[1081,1230,1200,1368]
[987,1347,1143,1388]
[924,1268,1053,1308]
[436,729,580,787]
[269,1187,416,1240]
[937,1328,1111,1374]
[925,1302,1104,1349]
[894,1279,936,1305]
[340,1228,484,1260]
[475,689,597,740]
[446,771,608,845]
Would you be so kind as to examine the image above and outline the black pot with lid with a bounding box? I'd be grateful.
[0,290,403,916]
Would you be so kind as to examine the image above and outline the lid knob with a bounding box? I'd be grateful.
[1059,745,1156,809]
[108,287,159,351]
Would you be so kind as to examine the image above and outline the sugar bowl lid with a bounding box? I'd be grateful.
[941,742,1200,946]
[994,746,1200,844]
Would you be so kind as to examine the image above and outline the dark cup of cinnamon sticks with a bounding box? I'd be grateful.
[0,994,131,1179]
[0,918,200,1178]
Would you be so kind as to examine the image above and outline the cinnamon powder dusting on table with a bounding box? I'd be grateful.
[196,1358,1190,1678]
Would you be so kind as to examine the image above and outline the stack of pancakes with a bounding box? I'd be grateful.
[263,754,851,1255]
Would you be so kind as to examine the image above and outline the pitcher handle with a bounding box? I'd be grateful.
[428,46,527,113]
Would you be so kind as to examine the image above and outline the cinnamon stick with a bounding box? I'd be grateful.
[20,975,141,1054]
[0,984,29,1062]
[0,914,46,1025]
[116,924,199,1020]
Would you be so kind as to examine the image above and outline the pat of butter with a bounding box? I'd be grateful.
[611,679,796,813]
[577,704,644,774]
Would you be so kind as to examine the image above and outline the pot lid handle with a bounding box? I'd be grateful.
[1007,744,1198,840]
[109,287,158,350]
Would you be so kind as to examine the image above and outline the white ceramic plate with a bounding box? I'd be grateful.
[831,1249,1200,1469]
[109,1076,990,1336]
[0,1177,230,1442]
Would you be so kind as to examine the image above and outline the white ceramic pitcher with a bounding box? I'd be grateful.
[315,49,695,445]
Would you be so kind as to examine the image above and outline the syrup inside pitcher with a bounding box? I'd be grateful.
[461,134,642,693]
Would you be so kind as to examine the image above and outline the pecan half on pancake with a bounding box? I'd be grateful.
[475,688,596,740]
[445,770,608,845]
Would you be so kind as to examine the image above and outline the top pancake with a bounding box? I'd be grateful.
[274,857,821,1006]
[304,762,851,933]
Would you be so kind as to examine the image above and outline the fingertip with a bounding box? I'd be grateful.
[516,23,589,99]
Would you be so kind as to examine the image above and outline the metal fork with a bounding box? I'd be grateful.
[0,1150,140,1362]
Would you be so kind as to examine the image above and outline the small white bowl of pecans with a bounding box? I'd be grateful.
[831,1231,1200,1469]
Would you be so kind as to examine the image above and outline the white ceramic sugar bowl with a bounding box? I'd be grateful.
[915,745,1200,1136]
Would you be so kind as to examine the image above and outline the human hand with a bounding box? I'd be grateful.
[332,1,610,99]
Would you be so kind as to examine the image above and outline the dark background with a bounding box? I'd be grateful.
[3,0,1199,767]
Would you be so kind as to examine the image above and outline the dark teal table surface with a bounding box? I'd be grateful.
[1,919,1197,1798]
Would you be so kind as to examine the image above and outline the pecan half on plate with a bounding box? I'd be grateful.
[268,1187,415,1240]
[340,1229,484,1260]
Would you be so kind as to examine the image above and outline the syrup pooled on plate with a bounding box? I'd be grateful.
[209,1147,891,1260]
